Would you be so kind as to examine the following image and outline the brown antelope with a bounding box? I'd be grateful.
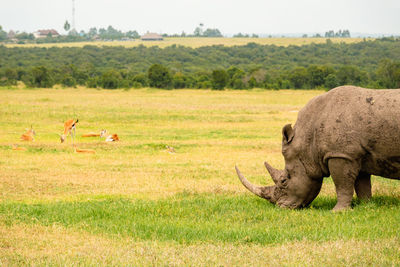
[74,146,96,154]
[60,119,78,144]
[105,133,119,142]
[12,144,27,151]
[81,129,107,138]
[166,145,175,153]
[20,126,35,141]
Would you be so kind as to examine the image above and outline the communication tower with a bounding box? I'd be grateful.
[72,0,76,30]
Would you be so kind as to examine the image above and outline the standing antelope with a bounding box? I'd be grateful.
[20,126,36,141]
[60,119,78,144]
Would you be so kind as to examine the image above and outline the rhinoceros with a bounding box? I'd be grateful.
[236,86,400,211]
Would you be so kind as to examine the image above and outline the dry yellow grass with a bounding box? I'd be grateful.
[0,88,398,202]
[0,222,398,266]
[4,37,369,48]
[1,88,399,265]
[0,88,319,202]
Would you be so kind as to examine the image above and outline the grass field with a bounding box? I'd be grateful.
[4,37,369,48]
[0,87,399,266]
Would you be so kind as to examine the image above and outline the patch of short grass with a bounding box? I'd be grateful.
[1,194,399,245]
[0,222,398,266]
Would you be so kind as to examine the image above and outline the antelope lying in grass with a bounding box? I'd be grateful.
[12,144,27,151]
[74,146,96,154]
[60,119,78,145]
[82,129,107,138]
[166,145,175,153]
[105,133,119,142]
[20,126,35,141]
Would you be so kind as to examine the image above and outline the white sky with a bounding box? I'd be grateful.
[1,0,399,35]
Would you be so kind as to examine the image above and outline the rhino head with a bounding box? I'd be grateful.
[236,124,323,209]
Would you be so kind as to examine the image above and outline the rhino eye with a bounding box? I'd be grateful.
[280,178,288,189]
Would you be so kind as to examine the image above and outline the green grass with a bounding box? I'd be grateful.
[1,194,400,246]
[0,87,399,265]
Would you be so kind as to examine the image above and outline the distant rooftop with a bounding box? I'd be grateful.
[141,32,163,41]
[34,29,60,38]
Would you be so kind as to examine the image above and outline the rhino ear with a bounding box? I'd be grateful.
[282,124,294,144]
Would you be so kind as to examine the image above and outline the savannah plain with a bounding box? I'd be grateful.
[4,37,367,48]
[1,86,400,266]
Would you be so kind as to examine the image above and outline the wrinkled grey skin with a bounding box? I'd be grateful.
[236,86,400,211]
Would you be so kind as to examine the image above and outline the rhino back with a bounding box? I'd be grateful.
[295,86,400,178]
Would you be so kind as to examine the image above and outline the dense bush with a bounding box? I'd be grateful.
[99,70,122,89]
[211,69,229,90]
[148,64,173,89]
[27,66,54,88]
[0,38,400,89]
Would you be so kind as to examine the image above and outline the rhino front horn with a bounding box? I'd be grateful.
[264,161,283,184]
[235,165,276,203]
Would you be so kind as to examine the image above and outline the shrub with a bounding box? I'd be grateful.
[99,70,122,89]
[148,64,172,89]
[211,69,228,90]
[29,66,54,88]
[61,75,77,87]
[324,74,339,89]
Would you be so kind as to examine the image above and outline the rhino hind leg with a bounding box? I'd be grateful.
[328,158,360,211]
[354,172,372,200]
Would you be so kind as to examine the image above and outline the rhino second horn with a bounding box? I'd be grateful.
[235,165,276,202]
[264,161,283,184]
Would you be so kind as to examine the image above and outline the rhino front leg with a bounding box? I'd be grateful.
[328,158,360,211]
[354,172,372,200]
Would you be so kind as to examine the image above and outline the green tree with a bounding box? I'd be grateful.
[126,30,140,39]
[99,70,122,89]
[193,23,204,37]
[148,64,172,89]
[376,59,400,88]
[324,73,339,89]
[231,74,245,89]
[131,73,148,87]
[203,28,223,37]
[0,25,7,41]
[172,72,187,88]
[15,32,35,40]
[248,76,257,88]
[289,67,309,89]
[226,66,245,88]
[64,21,71,32]
[86,77,98,88]
[61,75,77,87]
[29,66,54,88]
[87,27,98,38]
[337,65,366,86]
[307,65,334,88]
[0,68,18,86]
[211,69,228,90]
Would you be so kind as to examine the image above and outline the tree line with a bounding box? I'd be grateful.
[0,24,226,44]
[0,38,399,90]
[2,23,355,45]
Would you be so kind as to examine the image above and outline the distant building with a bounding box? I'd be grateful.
[141,32,163,41]
[33,29,60,38]
[7,30,16,39]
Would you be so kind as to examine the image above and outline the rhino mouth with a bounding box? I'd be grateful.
[276,197,303,209]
